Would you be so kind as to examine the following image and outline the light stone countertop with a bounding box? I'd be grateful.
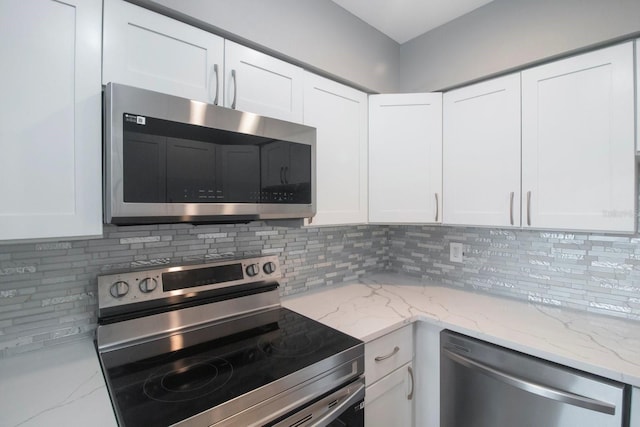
[0,338,117,427]
[282,273,640,388]
[2,272,639,427]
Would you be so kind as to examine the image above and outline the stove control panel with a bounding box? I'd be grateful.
[97,255,281,313]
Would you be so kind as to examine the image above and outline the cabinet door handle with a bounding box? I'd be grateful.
[231,69,237,109]
[211,64,219,105]
[434,193,439,222]
[526,191,532,226]
[407,365,414,400]
[374,346,399,362]
[509,191,515,225]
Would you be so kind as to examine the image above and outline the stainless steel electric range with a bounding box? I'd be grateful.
[95,255,364,427]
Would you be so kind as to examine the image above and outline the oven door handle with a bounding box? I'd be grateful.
[309,381,365,427]
[272,379,365,427]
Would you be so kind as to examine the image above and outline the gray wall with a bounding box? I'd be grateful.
[139,0,400,93]
[400,0,640,92]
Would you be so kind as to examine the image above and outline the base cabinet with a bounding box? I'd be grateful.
[364,325,414,426]
[365,362,414,427]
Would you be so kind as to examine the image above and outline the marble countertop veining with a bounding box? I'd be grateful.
[282,273,640,388]
[0,338,117,427]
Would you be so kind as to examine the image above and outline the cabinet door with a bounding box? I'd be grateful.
[303,73,368,225]
[0,0,102,241]
[369,93,442,223]
[443,74,521,227]
[103,0,224,105]
[636,39,640,152]
[522,43,635,232]
[224,41,303,123]
[365,362,414,427]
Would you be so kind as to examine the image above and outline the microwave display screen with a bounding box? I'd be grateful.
[122,114,312,205]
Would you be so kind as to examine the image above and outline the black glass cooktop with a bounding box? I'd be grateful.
[99,308,361,427]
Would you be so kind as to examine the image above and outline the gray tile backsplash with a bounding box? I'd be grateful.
[1,218,639,358]
[0,223,387,358]
[387,226,640,321]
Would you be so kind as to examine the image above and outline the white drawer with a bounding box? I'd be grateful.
[365,325,413,385]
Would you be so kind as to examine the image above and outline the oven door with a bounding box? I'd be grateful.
[271,379,365,427]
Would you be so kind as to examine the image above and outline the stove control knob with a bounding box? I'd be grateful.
[246,263,259,277]
[263,262,276,275]
[110,281,130,298]
[139,277,158,293]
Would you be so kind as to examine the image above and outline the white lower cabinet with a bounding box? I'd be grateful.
[631,387,640,427]
[0,0,103,241]
[365,325,414,426]
[365,362,414,427]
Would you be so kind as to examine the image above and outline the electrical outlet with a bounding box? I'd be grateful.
[450,242,463,263]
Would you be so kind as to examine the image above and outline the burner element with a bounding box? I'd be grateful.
[144,357,233,403]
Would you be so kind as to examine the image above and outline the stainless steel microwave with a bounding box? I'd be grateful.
[104,83,316,225]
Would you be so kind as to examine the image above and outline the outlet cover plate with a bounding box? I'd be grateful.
[450,242,463,263]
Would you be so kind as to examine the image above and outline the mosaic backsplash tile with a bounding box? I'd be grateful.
[387,226,640,321]
[0,223,388,357]
[2,218,640,358]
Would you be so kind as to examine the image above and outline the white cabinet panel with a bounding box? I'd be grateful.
[636,39,640,151]
[631,387,640,427]
[103,0,224,104]
[443,74,521,227]
[224,41,303,123]
[522,42,635,232]
[369,93,442,223]
[365,362,414,427]
[303,73,367,225]
[0,0,102,241]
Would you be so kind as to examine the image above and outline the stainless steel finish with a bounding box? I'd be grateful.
[97,255,280,314]
[435,193,439,222]
[176,345,364,427]
[103,83,316,224]
[210,376,365,427]
[374,346,400,362]
[211,64,219,105]
[407,365,414,400]
[272,379,364,427]
[138,277,157,293]
[527,190,532,226]
[509,191,515,225]
[97,289,280,354]
[440,330,627,427]
[230,69,237,109]
[109,281,129,298]
[443,349,616,415]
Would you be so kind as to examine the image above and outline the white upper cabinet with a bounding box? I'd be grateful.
[224,41,304,123]
[369,93,442,223]
[303,73,368,225]
[443,74,521,227]
[103,0,224,105]
[0,0,102,241]
[522,42,635,233]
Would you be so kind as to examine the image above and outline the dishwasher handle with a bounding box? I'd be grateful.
[442,348,617,415]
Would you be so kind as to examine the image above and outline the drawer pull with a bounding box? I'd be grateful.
[374,346,399,362]
[407,366,414,400]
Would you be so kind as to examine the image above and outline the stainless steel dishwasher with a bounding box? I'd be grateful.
[440,330,629,427]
